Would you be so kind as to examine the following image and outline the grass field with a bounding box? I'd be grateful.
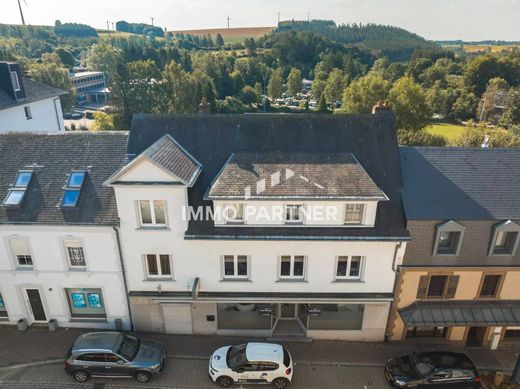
[425,122,466,141]
[442,44,520,54]
[169,26,275,44]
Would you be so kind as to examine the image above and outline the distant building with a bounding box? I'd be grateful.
[0,62,66,132]
[70,71,109,106]
[302,78,313,93]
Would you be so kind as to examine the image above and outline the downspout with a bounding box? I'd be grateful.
[385,241,402,342]
[113,226,134,331]
[52,97,63,131]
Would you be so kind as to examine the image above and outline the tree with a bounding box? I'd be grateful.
[397,129,446,146]
[316,93,330,113]
[267,69,284,99]
[126,59,166,114]
[287,68,303,96]
[215,33,225,47]
[163,60,199,113]
[216,96,247,113]
[452,123,520,147]
[28,62,75,111]
[240,85,260,105]
[476,77,509,122]
[452,88,479,121]
[91,112,115,131]
[341,73,390,114]
[389,76,432,131]
[54,48,75,69]
[86,43,123,83]
[324,68,347,103]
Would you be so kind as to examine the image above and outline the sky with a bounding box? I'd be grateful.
[1,0,520,41]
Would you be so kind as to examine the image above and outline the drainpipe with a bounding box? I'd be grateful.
[113,226,134,332]
[385,241,403,342]
[52,97,62,131]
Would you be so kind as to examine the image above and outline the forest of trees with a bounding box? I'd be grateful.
[1,20,519,147]
[115,21,164,37]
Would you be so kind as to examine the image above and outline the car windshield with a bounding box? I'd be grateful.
[117,335,140,361]
[411,353,435,377]
[226,344,247,369]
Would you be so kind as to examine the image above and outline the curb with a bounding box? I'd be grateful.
[0,359,63,372]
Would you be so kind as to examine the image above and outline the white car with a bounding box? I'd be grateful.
[209,342,293,388]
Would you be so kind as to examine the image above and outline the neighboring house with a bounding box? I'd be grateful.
[0,62,66,133]
[70,71,109,106]
[388,147,520,349]
[106,113,409,340]
[0,132,131,330]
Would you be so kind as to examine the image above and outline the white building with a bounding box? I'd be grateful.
[107,113,409,340]
[70,71,109,106]
[0,62,66,133]
[0,132,131,330]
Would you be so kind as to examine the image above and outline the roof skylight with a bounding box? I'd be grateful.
[2,170,33,207]
[61,171,86,208]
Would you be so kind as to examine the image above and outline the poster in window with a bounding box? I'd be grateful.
[0,296,5,309]
[87,293,102,308]
[71,293,86,308]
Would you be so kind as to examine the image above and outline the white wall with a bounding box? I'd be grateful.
[0,97,64,133]
[0,225,130,329]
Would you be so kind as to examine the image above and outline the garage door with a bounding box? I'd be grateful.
[161,303,193,334]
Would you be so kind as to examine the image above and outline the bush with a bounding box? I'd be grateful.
[397,129,447,146]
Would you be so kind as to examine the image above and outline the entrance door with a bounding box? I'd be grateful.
[466,327,486,347]
[161,303,193,334]
[280,303,297,319]
[25,289,46,322]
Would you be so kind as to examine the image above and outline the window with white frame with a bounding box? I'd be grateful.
[10,71,20,91]
[64,239,86,268]
[0,293,7,318]
[222,255,249,279]
[489,221,520,256]
[433,220,465,256]
[336,256,364,280]
[9,237,33,268]
[138,200,166,226]
[279,255,305,279]
[285,205,303,224]
[223,203,245,224]
[145,254,172,278]
[344,204,364,224]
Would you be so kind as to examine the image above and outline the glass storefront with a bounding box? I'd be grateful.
[406,326,447,338]
[308,304,364,330]
[217,303,272,330]
[65,288,106,319]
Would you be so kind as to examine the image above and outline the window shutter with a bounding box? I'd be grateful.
[445,275,459,299]
[416,275,430,299]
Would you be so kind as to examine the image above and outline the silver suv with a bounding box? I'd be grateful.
[65,332,166,383]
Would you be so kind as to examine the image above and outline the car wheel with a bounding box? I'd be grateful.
[216,375,234,387]
[272,377,290,389]
[71,370,90,382]
[135,371,152,383]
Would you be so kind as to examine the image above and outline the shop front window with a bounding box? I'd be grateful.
[217,303,272,330]
[0,293,7,318]
[308,304,364,330]
[407,326,447,338]
[66,288,106,319]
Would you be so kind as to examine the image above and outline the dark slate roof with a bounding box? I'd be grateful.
[206,152,387,200]
[400,300,520,326]
[400,147,520,220]
[0,132,129,225]
[130,113,409,240]
[142,134,202,186]
[0,77,67,110]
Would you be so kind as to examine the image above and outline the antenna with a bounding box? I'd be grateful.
[150,17,155,26]
[106,20,110,34]
[17,0,26,26]
[226,16,230,29]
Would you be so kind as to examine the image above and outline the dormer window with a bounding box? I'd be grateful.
[3,170,33,207]
[285,204,303,224]
[10,71,20,91]
[62,171,86,208]
[489,220,520,256]
[344,204,364,224]
[433,221,465,256]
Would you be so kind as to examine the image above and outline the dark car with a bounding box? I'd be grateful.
[65,332,166,383]
[63,112,73,119]
[385,351,480,388]
[71,112,84,120]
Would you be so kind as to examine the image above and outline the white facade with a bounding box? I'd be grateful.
[0,97,65,133]
[0,225,130,330]
[111,158,406,340]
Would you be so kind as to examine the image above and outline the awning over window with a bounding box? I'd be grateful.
[399,300,520,327]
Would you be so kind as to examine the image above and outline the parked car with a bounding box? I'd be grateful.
[385,351,480,388]
[63,112,72,119]
[209,342,293,388]
[64,332,166,383]
[71,112,84,120]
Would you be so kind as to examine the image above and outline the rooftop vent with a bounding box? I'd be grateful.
[2,170,33,207]
[61,171,86,208]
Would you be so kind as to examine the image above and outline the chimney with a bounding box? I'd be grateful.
[0,62,26,101]
[199,96,211,114]
[372,100,392,114]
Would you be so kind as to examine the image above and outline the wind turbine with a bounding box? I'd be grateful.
[17,0,26,26]
[150,17,155,26]
[226,16,231,29]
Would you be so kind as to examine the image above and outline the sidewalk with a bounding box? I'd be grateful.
[0,325,518,372]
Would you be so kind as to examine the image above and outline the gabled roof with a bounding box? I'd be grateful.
[400,147,520,220]
[206,152,387,200]
[105,134,202,186]
[0,132,129,225]
[130,113,409,240]
[0,77,67,111]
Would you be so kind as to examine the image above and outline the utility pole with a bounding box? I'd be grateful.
[226,16,230,29]
[277,12,280,25]
[106,20,110,35]
[150,17,155,26]
[17,0,26,26]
